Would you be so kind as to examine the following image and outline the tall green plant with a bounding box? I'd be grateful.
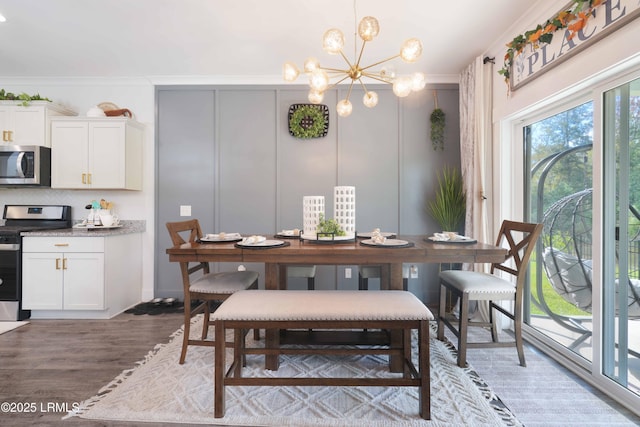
[427,166,466,231]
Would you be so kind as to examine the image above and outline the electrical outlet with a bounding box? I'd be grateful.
[345,268,352,279]
[179,205,191,217]
[410,265,418,279]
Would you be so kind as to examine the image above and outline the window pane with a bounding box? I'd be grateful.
[603,77,640,395]
[526,101,594,362]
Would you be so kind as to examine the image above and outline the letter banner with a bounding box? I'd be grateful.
[510,0,640,91]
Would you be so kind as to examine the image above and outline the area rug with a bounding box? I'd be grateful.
[66,316,522,426]
[0,321,28,335]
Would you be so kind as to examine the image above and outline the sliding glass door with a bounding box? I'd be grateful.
[602,77,640,394]
[524,75,640,398]
[525,101,595,362]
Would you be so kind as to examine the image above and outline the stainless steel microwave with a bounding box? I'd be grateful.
[0,145,51,186]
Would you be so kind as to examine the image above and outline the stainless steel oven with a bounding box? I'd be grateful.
[0,145,51,186]
[0,205,72,320]
[0,236,22,320]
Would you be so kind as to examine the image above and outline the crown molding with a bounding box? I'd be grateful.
[0,73,460,87]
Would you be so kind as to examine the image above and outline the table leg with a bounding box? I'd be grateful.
[380,265,390,290]
[265,263,280,370]
[214,320,226,418]
[278,265,287,290]
[389,263,404,372]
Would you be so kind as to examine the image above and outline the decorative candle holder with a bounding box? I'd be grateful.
[303,196,325,237]
[334,186,356,236]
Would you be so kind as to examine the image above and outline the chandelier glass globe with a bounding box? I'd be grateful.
[322,29,345,54]
[336,99,353,117]
[358,16,379,41]
[363,91,378,108]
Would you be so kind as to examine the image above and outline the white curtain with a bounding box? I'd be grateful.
[458,56,494,322]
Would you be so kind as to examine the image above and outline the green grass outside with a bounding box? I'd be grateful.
[529,259,591,317]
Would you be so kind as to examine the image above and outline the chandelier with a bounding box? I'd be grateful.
[282,14,426,117]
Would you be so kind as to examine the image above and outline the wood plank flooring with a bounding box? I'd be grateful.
[0,313,188,427]
[1,311,638,426]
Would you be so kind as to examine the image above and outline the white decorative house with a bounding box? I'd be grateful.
[302,196,325,237]
[334,186,356,236]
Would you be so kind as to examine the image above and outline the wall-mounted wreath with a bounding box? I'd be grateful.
[288,104,329,139]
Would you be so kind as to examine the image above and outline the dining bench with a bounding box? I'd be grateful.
[212,289,433,419]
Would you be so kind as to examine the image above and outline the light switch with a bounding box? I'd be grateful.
[410,265,418,279]
[180,205,191,217]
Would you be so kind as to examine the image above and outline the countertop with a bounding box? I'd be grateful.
[20,220,146,237]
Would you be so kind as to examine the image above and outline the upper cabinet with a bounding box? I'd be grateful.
[51,117,144,190]
[0,101,76,146]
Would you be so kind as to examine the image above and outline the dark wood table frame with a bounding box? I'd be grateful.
[214,317,431,419]
[167,235,507,370]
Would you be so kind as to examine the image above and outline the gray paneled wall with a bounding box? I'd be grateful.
[155,84,460,304]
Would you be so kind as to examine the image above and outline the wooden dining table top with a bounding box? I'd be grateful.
[166,234,507,265]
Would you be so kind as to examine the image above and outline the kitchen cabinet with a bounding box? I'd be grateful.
[50,117,143,190]
[0,101,76,146]
[21,233,142,319]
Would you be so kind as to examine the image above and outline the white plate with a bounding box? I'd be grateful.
[300,233,355,241]
[357,231,396,238]
[201,233,242,242]
[361,238,410,247]
[236,239,285,247]
[73,223,122,230]
[427,235,477,244]
[276,229,301,237]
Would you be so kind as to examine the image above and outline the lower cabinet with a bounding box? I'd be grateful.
[22,251,104,310]
[22,234,141,319]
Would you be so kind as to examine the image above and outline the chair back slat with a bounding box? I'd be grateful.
[491,220,543,289]
[166,219,210,282]
[167,219,202,245]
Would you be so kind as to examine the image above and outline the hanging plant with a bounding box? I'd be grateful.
[430,91,445,151]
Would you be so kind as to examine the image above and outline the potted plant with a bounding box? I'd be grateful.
[427,166,466,233]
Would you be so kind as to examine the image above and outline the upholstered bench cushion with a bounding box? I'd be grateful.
[440,270,515,300]
[212,290,433,321]
[190,271,259,294]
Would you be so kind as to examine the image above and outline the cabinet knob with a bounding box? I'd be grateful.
[62,258,67,270]
[82,173,86,184]
[54,243,69,247]
[55,258,61,270]
[7,130,12,142]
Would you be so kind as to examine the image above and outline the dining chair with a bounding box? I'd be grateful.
[166,219,259,364]
[358,265,409,291]
[436,220,543,368]
[287,265,316,290]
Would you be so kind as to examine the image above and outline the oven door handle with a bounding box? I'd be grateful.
[15,152,27,178]
[0,243,20,251]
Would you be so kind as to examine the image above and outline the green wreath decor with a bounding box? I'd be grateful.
[288,104,329,139]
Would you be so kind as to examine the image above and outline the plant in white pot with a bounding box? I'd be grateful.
[427,166,466,233]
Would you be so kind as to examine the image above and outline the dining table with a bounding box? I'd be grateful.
[166,234,508,370]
